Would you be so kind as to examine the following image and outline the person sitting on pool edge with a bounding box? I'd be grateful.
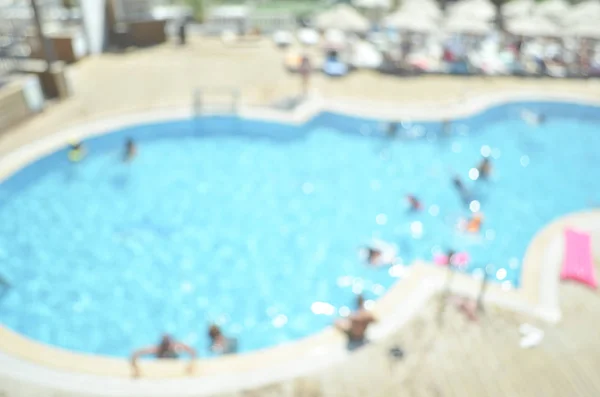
[124,138,137,162]
[334,294,377,351]
[208,324,238,355]
[68,141,86,163]
[477,156,492,179]
[130,334,196,377]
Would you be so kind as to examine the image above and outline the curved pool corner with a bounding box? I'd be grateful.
[1,91,600,397]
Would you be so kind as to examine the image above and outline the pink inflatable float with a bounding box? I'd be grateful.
[434,252,470,267]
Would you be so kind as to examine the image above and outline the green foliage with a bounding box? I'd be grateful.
[181,0,204,21]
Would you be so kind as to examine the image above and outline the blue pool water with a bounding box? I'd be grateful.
[0,101,599,357]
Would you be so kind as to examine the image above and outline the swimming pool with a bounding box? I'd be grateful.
[0,101,599,357]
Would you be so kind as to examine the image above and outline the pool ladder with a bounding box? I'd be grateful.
[193,87,240,116]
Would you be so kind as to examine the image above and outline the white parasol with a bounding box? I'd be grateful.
[444,17,493,35]
[272,30,294,47]
[384,10,438,33]
[297,28,320,46]
[563,0,600,26]
[564,22,600,39]
[448,0,496,22]
[534,0,570,22]
[351,40,383,69]
[507,15,559,37]
[324,29,347,47]
[398,0,442,20]
[315,4,370,33]
[352,0,392,10]
[502,0,535,19]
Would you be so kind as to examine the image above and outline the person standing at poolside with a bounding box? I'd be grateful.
[299,55,312,97]
[130,334,196,377]
[334,294,377,350]
[124,138,137,163]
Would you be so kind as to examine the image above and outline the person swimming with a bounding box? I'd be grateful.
[477,157,492,179]
[466,213,483,233]
[362,240,398,267]
[452,175,471,204]
[442,120,451,135]
[521,110,546,125]
[334,294,377,351]
[124,138,137,162]
[68,141,86,163]
[387,122,398,138]
[208,324,238,355]
[130,334,196,377]
[406,195,423,211]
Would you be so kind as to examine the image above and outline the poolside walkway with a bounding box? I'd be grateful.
[1,37,600,397]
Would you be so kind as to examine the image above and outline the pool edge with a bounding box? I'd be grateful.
[1,91,600,395]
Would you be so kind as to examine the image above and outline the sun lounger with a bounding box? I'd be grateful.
[560,229,597,289]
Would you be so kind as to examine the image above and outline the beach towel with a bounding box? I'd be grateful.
[560,229,597,289]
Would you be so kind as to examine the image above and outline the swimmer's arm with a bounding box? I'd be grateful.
[175,343,197,374]
[334,318,349,333]
[174,342,197,359]
[130,346,158,376]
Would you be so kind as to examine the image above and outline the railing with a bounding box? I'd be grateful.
[194,86,241,116]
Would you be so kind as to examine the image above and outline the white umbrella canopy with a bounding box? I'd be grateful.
[563,0,600,26]
[297,28,320,46]
[507,15,559,37]
[351,40,383,68]
[534,0,570,21]
[273,30,294,46]
[324,28,348,47]
[502,0,535,19]
[401,0,443,20]
[383,11,438,33]
[315,4,370,32]
[444,17,493,35]
[352,0,392,10]
[564,22,600,39]
[448,0,496,22]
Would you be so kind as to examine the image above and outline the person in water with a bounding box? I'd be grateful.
[130,334,196,377]
[366,247,383,265]
[406,195,423,211]
[68,141,86,163]
[477,156,492,179]
[124,138,137,162]
[465,212,484,233]
[208,324,237,355]
[387,122,398,138]
[442,120,451,135]
[452,175,470,204]
[335,294,377,351]
[363,240,398,267]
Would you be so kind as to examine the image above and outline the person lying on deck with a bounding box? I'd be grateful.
[130,334,196,377]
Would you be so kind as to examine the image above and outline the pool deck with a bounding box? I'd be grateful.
[1,37,600,397]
